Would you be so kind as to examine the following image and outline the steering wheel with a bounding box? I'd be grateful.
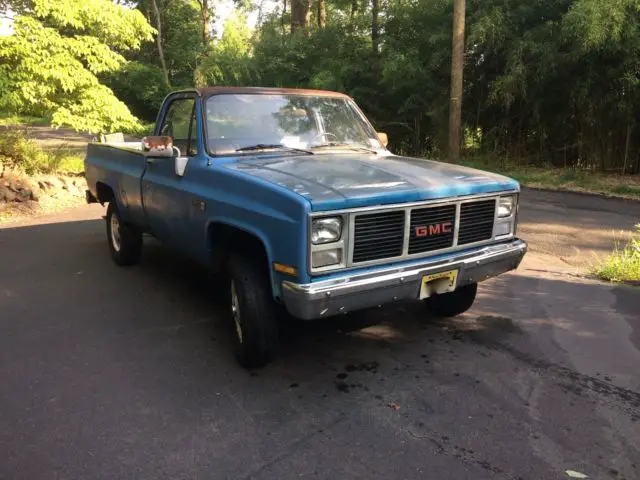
[311,132,339,144]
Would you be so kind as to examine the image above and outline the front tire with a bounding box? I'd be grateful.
[424,282,478,317]
[106,202,142,266]
[228,255,279,368]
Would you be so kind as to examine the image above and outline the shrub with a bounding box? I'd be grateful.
[0,129,83,175]
[592,225,640,283]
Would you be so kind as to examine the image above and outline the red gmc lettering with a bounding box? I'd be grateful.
[428,224,442,235]
[415,222,453,237]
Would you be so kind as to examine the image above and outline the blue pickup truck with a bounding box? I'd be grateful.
[85,87,527,367]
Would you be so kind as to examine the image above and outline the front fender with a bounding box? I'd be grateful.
[200,164,312,300]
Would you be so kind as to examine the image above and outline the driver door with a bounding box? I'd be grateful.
[142,95,198,246]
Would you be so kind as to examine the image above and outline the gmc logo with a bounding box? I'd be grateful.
[415,222,453,237]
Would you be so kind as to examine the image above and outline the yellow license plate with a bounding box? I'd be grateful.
[419,270,459,299]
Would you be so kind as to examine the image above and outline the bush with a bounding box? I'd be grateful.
[0,129,83,175]
[592,226,640,283]
[104,62,172,121]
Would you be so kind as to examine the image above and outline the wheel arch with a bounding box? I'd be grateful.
[95,181,115,204]
[206,219,279,299]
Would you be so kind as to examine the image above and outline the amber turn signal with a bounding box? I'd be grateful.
[273,262,297,276]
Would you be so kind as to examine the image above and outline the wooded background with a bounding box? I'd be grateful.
[2,0,640,173]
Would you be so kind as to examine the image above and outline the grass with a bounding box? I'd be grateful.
[0,114,49,127]
[590,226,640,284]
[0,130,84,175]
[456,157,640,201]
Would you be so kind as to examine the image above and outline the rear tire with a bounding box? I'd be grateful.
[424,282,478,317]
[227,255,279,368]
[106,202,142,266]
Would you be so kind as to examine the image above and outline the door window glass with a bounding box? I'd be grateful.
[159,98,198,156]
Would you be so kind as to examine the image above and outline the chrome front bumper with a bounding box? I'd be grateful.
[282,239,527,320]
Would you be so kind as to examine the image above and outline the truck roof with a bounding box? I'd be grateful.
[194,86,350,98]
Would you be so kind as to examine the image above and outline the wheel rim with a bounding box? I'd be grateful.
[230,280,243,343]
[110,212,121,252]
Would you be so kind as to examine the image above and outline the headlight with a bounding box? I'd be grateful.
[311,217,342,244]
[498,196,515,217]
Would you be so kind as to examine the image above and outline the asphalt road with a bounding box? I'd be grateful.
[1,190,639,480]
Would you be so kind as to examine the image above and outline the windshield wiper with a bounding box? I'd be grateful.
[235,144,313,155]
[310,142,377,154]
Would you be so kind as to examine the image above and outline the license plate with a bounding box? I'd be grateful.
[419,270,459,299]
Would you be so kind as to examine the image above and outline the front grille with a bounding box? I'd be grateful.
[349,197,500,265]
[408,205,456,254]
[458,199,496,245]
[353,211,405,263]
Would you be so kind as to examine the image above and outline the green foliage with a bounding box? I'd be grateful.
[104,62,171,120]
[0,129,83,174]
[9,0,633,174]
[592,226,640,283]
[195,12,254,86]
[0,0,154,133]
[464,0,640,170]
[162,0,206,86]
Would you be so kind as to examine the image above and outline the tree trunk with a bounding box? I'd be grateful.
[281,0,287,36]
[256,0,265,28]
[150,0,170,86]
[201,0,209,46]
[317,0,326,28]
[623,122,633,174]
[351,0,357,19]
[371,0,379,55]
[448,0,465,162]
[291,0,312,33]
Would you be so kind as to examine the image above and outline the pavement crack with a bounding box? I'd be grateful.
[238,416,345,479]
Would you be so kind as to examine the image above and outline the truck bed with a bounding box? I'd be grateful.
[84,142,149,227]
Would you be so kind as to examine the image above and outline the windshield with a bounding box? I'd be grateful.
[205,94,382,155]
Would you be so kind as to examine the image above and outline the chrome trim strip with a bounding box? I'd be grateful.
[401,209,411,257]
[491,195,500,238]
[452,202,461,247]
[308,190,519,217]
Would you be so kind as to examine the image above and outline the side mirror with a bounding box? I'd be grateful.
[377,132,389,148]
[175,151,189,177]
[142,136,174,157]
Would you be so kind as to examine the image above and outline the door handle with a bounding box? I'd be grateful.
[146,157,154,164]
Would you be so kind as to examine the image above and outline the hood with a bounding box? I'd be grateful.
[224,153,519,211]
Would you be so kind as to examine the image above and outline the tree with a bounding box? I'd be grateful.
[195,0,213,46]
[0,0,154,133]
[194,12,253,86]
[317,0,326,28]
[149,0,170,85]
[371,0,379,55]
[129,0,206,88]
[291,0,312,33]
[448,0,465,162]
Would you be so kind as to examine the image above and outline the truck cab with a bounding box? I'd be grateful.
[85,87,527,368]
